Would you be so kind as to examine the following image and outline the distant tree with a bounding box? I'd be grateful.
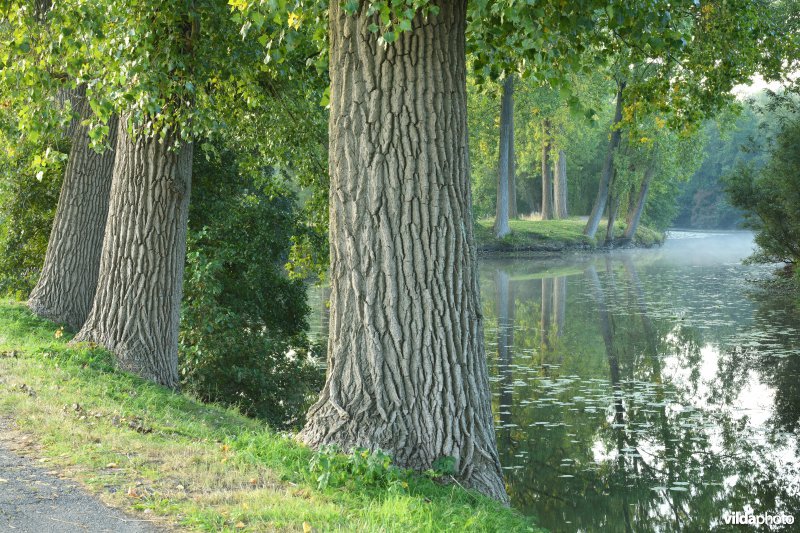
[725,94,800,269]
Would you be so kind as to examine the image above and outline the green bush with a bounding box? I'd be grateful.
[725,93,800,269]
[179,148,323,428]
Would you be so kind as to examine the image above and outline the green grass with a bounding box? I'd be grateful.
[475,217,664,252]
[0,301,539,532]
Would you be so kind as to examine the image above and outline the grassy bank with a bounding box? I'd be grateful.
[475,217,664,253]
[0,301,538,532]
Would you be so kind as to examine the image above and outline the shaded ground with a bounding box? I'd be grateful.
[0,418,164,533]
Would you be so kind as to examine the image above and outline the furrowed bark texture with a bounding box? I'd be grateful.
[494,75,514,238]
[300,0,508,503]
[541,120,553,220]
[584,82,625,238]
[28,86,118,330]
[73,122,192,389]
[554,149,568,219]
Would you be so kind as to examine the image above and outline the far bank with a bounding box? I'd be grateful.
[475,217,665,255]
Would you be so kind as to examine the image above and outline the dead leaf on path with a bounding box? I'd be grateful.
[235,522,246,529]
[0,478,8,483]
[303,522,313,533]
[127,486,140,499]
[105,463,118,468]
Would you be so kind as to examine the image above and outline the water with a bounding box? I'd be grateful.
[310,231,800,531]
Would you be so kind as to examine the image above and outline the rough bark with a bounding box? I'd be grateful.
[28,86,119,330]
[584,81,625,238]
[299,0,508,503]
[73,121,192,390]
[494,75,515,238]
[554,149,568,219]
[621,165,656,243]
[541,120,553,220]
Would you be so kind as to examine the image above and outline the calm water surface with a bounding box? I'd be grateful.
[310,231,800,532]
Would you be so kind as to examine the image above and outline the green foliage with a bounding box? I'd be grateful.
[180,147,323,427]
[725,93,800,266]
[309,445,406,491]
[0,106,66,297]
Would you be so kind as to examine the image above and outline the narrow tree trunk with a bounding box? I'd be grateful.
[494,75,515,238]
[507,87,517,220]
[28,86,118,330]
[554,149,568,219]
[541,120,553,220]
[622,165,656,243]
[299,0,507,503]
[605,182,620,246]
[73,121,192,389]
[584,81,625,238]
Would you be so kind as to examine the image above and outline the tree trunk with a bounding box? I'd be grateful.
[507,83,517,220]
[541,120,553,220]
[584,81,625,238]
[73,120,192,390]
[554,149,568,219]
[622,165,656,243]
[299,0,507,503]
[28,86,118,330]
[494,75,514,238]
[605,179,620,246]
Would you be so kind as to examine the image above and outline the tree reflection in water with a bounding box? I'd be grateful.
[482,246,800,532]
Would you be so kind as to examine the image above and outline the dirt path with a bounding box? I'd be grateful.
[0,419,166,532]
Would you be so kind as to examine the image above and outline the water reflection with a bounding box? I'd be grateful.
[481,233,800,531]
[310,232,800,531]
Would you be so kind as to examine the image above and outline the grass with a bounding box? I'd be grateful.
[0,301,539,532]
[475,217,664,253]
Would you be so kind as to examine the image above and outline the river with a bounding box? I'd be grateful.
[309,231,800,531]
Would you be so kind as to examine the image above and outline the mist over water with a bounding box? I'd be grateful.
[310,230,800,531]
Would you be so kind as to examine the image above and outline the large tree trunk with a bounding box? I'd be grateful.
[554,149,568,219]
[299,0,507,503]
[622,165,656,243]
[28,86,118,330]
[541,120,553,220]
[584,81,625,238]
[494,75,515,238]
[73,121,192,390]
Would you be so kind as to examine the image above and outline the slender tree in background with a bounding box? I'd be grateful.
[494,75,515,238]
[299,0,507,502]
[585,81,625,238]
[28,87,118,330]
[554,148,568,219]
[622,164,656,243]
[508,80,518,220]
[541,119,553,220]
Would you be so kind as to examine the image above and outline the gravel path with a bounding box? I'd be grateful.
[0,420,165,532]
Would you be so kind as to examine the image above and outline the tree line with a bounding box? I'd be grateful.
[0,0,796,501]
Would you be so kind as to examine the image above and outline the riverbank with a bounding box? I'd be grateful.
[0,301,538,532]
[475,218,664,254]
